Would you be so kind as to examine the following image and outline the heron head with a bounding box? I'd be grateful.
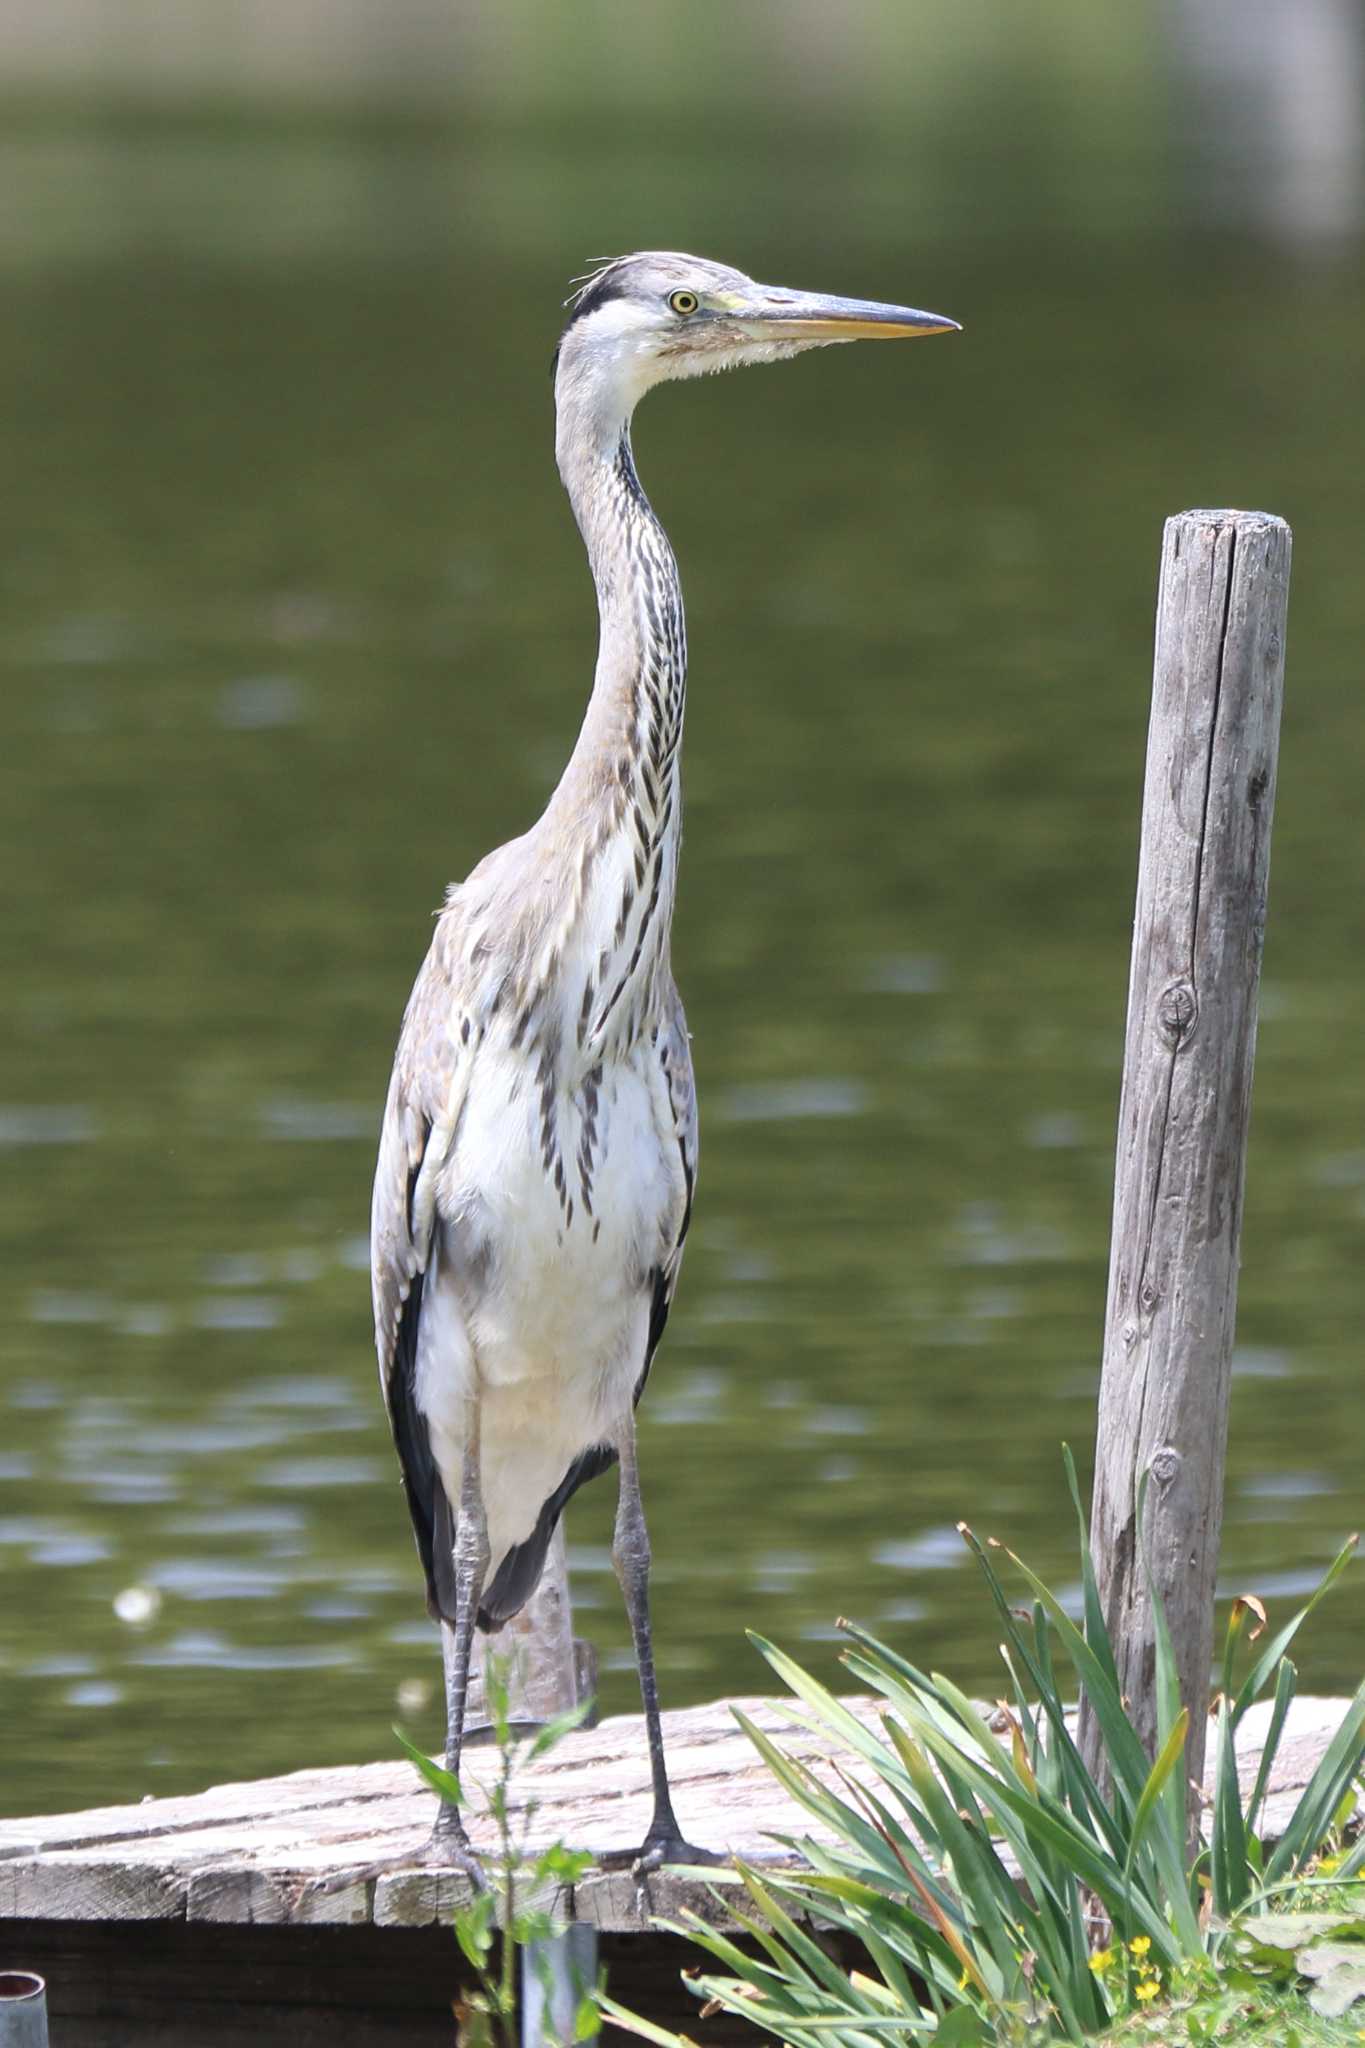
[553,251,958,434]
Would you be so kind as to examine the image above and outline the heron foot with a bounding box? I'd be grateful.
[428,1811,488,1892]
[634,1832,726,1877]
[597,1832,725,1878]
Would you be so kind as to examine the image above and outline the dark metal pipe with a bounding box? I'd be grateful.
[0,1971,48,2048]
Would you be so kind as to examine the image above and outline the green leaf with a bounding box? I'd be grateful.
[455,1887,496,1969]
[1244,1655,1296,1836]
[1231,1535,1358,1724]
[393,1724,464,1808]
[1238,1908,1365,1955]
[596,1994,698,2047]
[510,1908,558,1945]
[1135,1468,1188,1862]
[1301,1944,1365,2020]
[988,1538,1153,1814]
[1209,1696,1249,1917]
[1063,1442,1123,1705]
[1123,1704,1188,1883]
[574,1991,602,2040]
[931,2008,986,2045]
[533,1842,596,1885]
[1263,1678,1365,1886]
[526,1695,596,1761]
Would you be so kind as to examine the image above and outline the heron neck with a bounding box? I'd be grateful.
[550,409,687,867]
[532,398,686,1050]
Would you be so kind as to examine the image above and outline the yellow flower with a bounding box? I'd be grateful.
[1088,1948,1115,1974]
[1135,1979,1160,2004]
[1128,1935,1152,1958]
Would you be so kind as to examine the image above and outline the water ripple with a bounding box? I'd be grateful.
[718,1078,869,1124]
[0,1105,98,1148]
[193,1296,283,1332]
[259,1098,372,1142]
[872,1526,968,1572]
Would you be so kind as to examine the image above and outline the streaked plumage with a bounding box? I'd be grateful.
[370,252,957,1874]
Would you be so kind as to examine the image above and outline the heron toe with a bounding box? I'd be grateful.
[427,1812,488,1892]
[631,1832,727,1876]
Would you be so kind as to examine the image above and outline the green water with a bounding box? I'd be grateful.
[1,104,1363,1819]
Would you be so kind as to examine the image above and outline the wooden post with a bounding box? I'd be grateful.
[443,1524,601,2046]
[456,1523,588,1732]
[1088,510,1290,1796]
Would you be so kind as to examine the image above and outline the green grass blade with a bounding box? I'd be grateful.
[891,1703,1176,1961]
[957,1529,1135,1848]
[597,1994,698,2047]
[1231,1535,1358,1722]
[734,1712,922,1891]
[1063,1442,1122,1701]
[1122,1705,1188,1885]
[1209,1697,1249,1916]
[1262,1678,1365,1887]
[1245,1656,1297,1837]
[994,1541,1152,1808]
[1135,1469,1188,1861]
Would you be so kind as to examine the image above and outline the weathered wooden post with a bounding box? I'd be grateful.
[446,1524,600,2046]
[457,1523,592,1732]
[1088,509,1290,1798]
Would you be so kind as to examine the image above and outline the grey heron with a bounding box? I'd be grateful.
[371,252,958,1878]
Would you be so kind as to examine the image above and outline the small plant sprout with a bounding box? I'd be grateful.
[397,1653,602,2048]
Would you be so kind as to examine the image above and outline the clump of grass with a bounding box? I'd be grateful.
[605,1450,1363,2046]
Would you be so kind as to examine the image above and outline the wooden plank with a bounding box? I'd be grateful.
[0,1857,185,1922]
[1088,509,1291,1791]
[0,1689,1344,1937]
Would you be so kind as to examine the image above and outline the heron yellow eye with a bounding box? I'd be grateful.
[668,290,699,316]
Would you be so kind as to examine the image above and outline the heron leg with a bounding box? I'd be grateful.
[431,1400,490,1886]
[612,1415,721,1874]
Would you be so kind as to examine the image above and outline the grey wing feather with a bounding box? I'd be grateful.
[371,944,456,1395]
[653,974,697,1337]
[371,924,467,1621]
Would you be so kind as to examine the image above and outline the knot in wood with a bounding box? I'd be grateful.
[1157,979,1197,1049]
[1150,1445,1181,1490]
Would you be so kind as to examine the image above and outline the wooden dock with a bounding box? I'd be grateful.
[0,1690,1350,2044]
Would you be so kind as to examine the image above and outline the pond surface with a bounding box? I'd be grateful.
[1,102,1362,1818]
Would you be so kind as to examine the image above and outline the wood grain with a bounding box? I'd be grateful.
[0,1687,1338,1936]
[0,1687,1346,2042]
[1088,509,1291,1791]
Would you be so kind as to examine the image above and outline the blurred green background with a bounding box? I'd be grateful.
[1,0,1363,1819]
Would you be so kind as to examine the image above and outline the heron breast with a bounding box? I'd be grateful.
[441,1043,671,1398]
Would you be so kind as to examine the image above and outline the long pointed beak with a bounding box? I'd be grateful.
[734,286,960,342]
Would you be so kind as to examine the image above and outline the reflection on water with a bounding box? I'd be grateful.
[0,93,1363,1818]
